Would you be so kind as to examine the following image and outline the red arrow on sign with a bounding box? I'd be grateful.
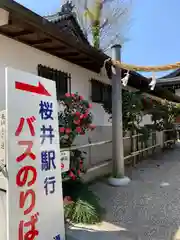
[15,81,51,96]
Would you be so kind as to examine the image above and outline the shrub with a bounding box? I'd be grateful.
[59,93,104,224]
[58,92,95,179]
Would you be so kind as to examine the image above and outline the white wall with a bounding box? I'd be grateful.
[0,34,112,166]
[0,190,6,240]
[176,89,180,97]
[140,114,152,126]
[0,34,154,168]
[0,68,6,240]
[0,34,111,126]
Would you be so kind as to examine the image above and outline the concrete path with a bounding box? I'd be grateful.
[67,145,180,240]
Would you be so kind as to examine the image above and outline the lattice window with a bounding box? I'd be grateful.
[91,79,112,103]
[37,64,71,100]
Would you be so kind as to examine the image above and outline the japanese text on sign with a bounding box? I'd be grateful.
[0,110,5,166]
[15,115,39,239]
[39,100,57,196]
[6,68,65,240]
[60,151,70,173]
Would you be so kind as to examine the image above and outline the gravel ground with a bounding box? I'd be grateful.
[67,145,180,240]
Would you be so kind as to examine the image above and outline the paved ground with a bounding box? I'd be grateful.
[67,145,180,240]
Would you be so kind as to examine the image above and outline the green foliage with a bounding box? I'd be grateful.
[61,149,87,180]
[102,90,143,132]
[92,25,100,49]
[59,92,94,147]
[63,180,105,224]
[138,125,151,146]
[149,100,180,131]
[59,92,95,179]
[59,93,104,224]
[122,91,143,131]
[102,89,180,133]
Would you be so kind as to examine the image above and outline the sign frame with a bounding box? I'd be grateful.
[5,67,65,240]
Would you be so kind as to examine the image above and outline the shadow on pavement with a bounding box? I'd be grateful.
[66,226,140,240]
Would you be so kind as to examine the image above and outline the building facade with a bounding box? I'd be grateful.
[0,0,179,172]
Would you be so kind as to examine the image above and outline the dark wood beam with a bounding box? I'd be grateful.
[55,52,80,58]
[9,29,33,38]
[17,38,51,47]
[74,59,94,63]
[25,38,52,46]
[37,45,67,51]
[0,0,107,64]
[76,62,100,73]
[66,57,92,62]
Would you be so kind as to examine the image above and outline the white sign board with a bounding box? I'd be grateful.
[0,110,5,166]
[60,151,70,173]
[6,68,65,240]
[0,110,6,240]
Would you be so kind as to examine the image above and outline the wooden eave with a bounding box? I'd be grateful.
[156,77,180,88]
[160,68,180,79]
[0,0,107,73]
[126,70,180,103]
[0,1,179,103]
[155,69,180,88]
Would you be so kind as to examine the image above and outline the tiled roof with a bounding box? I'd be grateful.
[160,69,180,79]
[44,2,89,45]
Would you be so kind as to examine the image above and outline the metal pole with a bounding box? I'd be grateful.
[111,44,124,177]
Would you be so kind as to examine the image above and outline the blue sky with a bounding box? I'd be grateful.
[15,0,180,77]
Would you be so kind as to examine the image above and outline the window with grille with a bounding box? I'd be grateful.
[37,64,71,100]
[103,84,112,102]
[91,79,112,103]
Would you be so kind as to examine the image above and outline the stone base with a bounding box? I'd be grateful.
[108,176,131,186]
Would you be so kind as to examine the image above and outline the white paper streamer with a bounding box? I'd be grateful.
[121,71,130,86]
[149,72,156,90]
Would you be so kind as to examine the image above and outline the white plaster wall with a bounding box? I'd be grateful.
[0,34,155,168]
[0,34,111,124]
[0,34,112,166]
[175,89,180,97]
[140,114,152,126]
[0,68,6,240]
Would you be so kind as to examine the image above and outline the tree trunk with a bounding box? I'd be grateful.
[92,0,103,48]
